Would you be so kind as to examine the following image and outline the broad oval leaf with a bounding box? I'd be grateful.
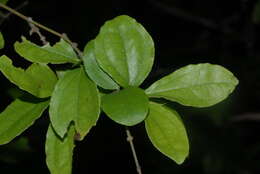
[46,124,75,174]
[0,32,4,49]
[0,98,49,145]
[145,102,189,164]
[0,55,57,98]
[83,40,119,90]
[146,63,239,107]
[101,87,149,126]
[49,67,100,139]
[14,37,80,64]
[94,15,155,87]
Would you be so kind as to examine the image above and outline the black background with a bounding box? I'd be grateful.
[1,0,260,173]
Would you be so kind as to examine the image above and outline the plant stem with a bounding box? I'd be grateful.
[0,3,82,57]
[125,127,142,174]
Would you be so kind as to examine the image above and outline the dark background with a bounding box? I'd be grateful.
[0,0,260,173]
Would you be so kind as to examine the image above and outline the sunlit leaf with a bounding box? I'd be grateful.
[0,32,4,49]
[49,67,100,139]
[145,102,189,164]
[101,87,149,126]
[146,63,238,107]
[0,55,57,98]
[14,37,80,64]
[0,98,49,145]
[83,40,119,90]
[94,15,154,87]
[46,124,75,174]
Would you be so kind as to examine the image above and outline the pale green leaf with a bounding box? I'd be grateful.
[94,15,155,87]
[146,63,238,107]
[0,98,49,145]
[0,55,57,98]
[14,37,80,64]
[46,124,75,174]
[83,40,119,90]
[49,67,100,139]
[0,32,4,49]
[145,102,189,164]
[101,87,149,126]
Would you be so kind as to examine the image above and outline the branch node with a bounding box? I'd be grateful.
[27,17,48,45]
[125,127,142,174]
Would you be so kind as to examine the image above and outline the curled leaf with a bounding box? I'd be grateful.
[0,55,57,98]
[83,40,119,90]
[14,37,80,64]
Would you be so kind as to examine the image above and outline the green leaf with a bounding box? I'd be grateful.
[253,0,260,23]
[46,124,75,174]
[101,87,149,126]
[0,0,9,4]
[83,40,120,90]
[49,67,100,139]
[146,63,238,107]
[0,98,49,145]
[0,32,4,49]
[94,15,155,87]
[145,102,189,164]
[14,37,80,64]
[0,55,57,98]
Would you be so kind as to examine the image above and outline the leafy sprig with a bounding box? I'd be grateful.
[0,10,238,174]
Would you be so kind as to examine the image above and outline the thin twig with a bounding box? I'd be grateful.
[0,1,28,25]
[147,0,218,30]
[28,17,48,45]
[0,2,83,57]
[125,127,142,174]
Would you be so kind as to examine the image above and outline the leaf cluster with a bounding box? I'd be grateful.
[0,15,238,173]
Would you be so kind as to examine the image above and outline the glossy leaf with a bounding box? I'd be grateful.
[0,55,57,98]
[46,124,75,174]
[94,15,155,87]
[83,40,119,90]
[14,37,80,64]
[145,102,189,164]
[101,87,149,126]
[0,32,4,49]
[49,67,100,139]
[146,63,238,107]
[0,98,49,145]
